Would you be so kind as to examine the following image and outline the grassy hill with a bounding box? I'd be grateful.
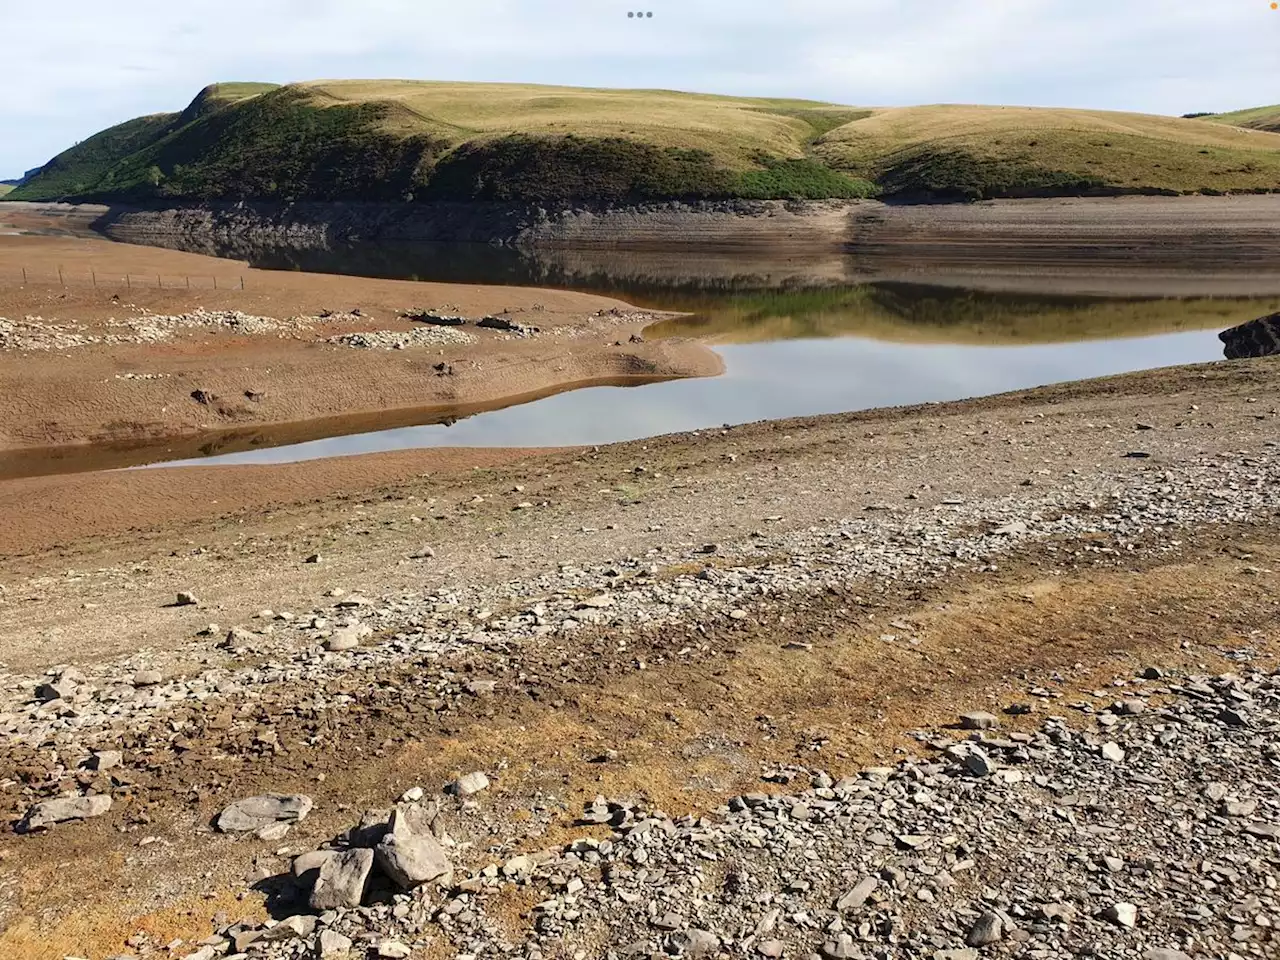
[0,185,12,197]
[814,104,1280,199]
[1207,104,1280,134]
[10,81,1280,205]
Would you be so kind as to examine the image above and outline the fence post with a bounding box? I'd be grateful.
[91,268,97,289]
[240,275,245,290]
[157,275,161,289]
[126,274,131,290]
[58,267,64,286]
[213,276,218,290]
[21,267,26,284]
[186,275,190,289]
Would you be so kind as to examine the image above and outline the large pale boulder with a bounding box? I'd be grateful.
[375,807,452,889]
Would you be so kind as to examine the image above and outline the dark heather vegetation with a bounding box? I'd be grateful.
[9,81,1280,206]
[871,147,1108,201]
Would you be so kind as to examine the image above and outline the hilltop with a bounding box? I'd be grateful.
[9,81,1280,205]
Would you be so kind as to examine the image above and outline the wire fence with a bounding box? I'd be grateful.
[1,266,247,291]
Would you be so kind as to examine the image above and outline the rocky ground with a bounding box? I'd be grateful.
[0,357,1277,959]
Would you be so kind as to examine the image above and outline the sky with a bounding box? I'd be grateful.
[3,0,1278,177]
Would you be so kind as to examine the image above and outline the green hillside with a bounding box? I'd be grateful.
[8,83,280,201]
[0,185,12,197]
[11,81,1280,204]
[1207,104,1280,134]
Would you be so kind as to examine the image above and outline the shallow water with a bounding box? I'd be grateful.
[4,240,1269,476]
[156,327,1225,468]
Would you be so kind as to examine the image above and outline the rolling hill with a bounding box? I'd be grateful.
[1208,104,1280,134]
[9,81,1280,205]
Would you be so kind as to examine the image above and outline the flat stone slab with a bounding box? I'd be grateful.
[216,794,313,833]
[19,794,112,831]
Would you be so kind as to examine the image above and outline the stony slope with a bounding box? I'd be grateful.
[0,358,1278,958]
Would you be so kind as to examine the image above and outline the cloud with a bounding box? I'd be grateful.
[3,0,1278,174]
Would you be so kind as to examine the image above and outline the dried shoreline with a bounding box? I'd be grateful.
[0,233,721,459]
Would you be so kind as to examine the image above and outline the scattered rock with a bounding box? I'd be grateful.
[318,929,354,958]
[450,771,490,796]
[959,711,998,730]
[966,912,1004,947]
[821,933,860,959]
[324,623,371,652]
[88,750,122,771]
[35,677,77,702]
[1103,902,1139,928]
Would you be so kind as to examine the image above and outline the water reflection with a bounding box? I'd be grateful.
[158,328,1224,468]
[175,235,1280,346]
[646,284,1280,346]
[9,233,1272,474]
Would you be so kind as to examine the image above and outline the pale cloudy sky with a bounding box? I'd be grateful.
[3,0,1278,177]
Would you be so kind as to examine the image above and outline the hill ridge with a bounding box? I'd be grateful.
[9,81,1280,205]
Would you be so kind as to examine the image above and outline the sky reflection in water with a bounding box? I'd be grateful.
[165,328,1223,467]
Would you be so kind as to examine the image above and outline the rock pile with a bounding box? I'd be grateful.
[200,800,454,958]
[327,327,476,350]
[0,308,362,351]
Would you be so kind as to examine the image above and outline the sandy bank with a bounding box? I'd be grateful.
[0,234,720,458]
